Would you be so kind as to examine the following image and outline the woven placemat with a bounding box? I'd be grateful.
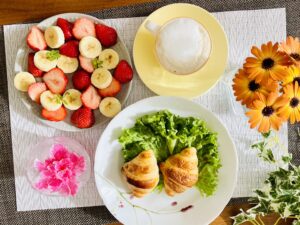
[0,0,299,224]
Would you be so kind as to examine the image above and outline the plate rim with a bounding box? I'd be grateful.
[94,96,238,225]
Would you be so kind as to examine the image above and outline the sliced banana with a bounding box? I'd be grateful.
[98,49,119,70]
[34,50,58,72]
[44,26,65,48]
[91,68,112,89]
[99,97,121,118]
[57,55,78,73]
[79,36,102,59]
[40,90,62,111]
[14,72,36,92]
[62,89,82,110]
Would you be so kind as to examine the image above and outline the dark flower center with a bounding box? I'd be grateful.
[262,58,275,69]
[290,53,300,61]
[293,77,300,84]
[248,80,260,91]
[262,106,274,117]
[290,97,299,108]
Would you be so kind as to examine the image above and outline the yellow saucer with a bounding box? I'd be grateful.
[133,3,228,99]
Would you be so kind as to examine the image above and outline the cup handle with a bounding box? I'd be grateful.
[145,20,160,36]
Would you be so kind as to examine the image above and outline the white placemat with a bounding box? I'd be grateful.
[4,8,287,211]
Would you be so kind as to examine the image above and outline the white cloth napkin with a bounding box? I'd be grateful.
[4,8,287,211]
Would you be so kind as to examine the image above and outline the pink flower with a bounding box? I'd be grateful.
[33,144,86,196]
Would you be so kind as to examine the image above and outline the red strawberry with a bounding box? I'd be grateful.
[28,53,43,77]
[43,68,68,94]
[59,40,79,58]
[98,78,121,97]
[113,60,133,83]
[72,70,91,91]
[81,85,101,109]
[79,55,94,73]
[72,18,96,40]
[28,82,47,103]
[42,106,67,122]
[71,107,95,128]
[27,26,47,51]
[95,24,117,47]
[57,18,73,40]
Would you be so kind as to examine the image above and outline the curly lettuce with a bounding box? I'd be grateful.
[118,110,221,197]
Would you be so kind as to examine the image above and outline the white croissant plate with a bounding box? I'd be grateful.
[14,13,132,132]
[94,96,238,225]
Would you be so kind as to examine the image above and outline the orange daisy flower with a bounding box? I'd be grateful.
[278,82,300,124]
[246,92,289,133]
[281,65,300,87]
[243,41,292,83]
[233,69,278,107]
[279,36,300,67]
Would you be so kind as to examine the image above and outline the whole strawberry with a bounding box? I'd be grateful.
[59,40,79,58]
[72,70,91,91]
[57,18,73,40]
[95,24,117,47]
[71,107,95,128]
[113,60,133,83]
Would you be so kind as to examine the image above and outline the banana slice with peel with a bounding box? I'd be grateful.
[62,89,82,110]
[57,55,79,73]
[91,68,112,89]
[14,72,36,92]
[99,97,121,118]
[44,26,65,48]
[79,36,102,59]
[40,90,62,111]
[98,49,119,70]
[34,50,58,72]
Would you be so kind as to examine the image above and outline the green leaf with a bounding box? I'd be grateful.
[262,131,271,138]
[46,50,60,61]
[231,209,256,225]
[292,219,300,225]
[281,154,292,164]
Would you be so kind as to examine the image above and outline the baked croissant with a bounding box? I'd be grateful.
[160,147,198,196]
[121,150,159,198]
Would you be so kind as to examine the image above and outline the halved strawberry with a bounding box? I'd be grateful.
[71,107,95,128]
[28,82,47,103]
[113,60,133,83]
[79,55,94,73]
[98,78,121,97]
[43,68,68,94]
[81,85,101,109]
[72,69,91,91]
[57,18,73,40]
[95,24,117,47]
[42,106,67,122]
[28,53,43,77]
[59,40,79,58]
[72,18,96,40]
[27,26,47,51]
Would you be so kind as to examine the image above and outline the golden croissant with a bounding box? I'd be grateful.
[160,147,199,196]
[121,150,159,198]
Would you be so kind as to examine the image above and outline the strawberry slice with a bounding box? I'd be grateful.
[95,23,117,47]
[27,26,47,51]
[81,85,101,109]
[72,18,96,40]
[43,68,68,94]
[71,107,95,128]
[72,69,91,91]
[113,60,133,83]
[98,78,121,97]
[57,18,73,40]
[28,53,43,77]
[42,106,67,122]
[79,55,94,73]
[28,82,47,103]
[59,40,79,58]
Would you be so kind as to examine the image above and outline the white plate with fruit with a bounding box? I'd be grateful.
[14,13,133,131]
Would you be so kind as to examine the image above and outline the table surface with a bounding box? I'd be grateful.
[0,0,296,224]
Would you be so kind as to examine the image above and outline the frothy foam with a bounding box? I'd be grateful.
[156,18,211,75]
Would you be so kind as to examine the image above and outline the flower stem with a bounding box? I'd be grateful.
[274,216,281,225]
[258,215,265,225]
